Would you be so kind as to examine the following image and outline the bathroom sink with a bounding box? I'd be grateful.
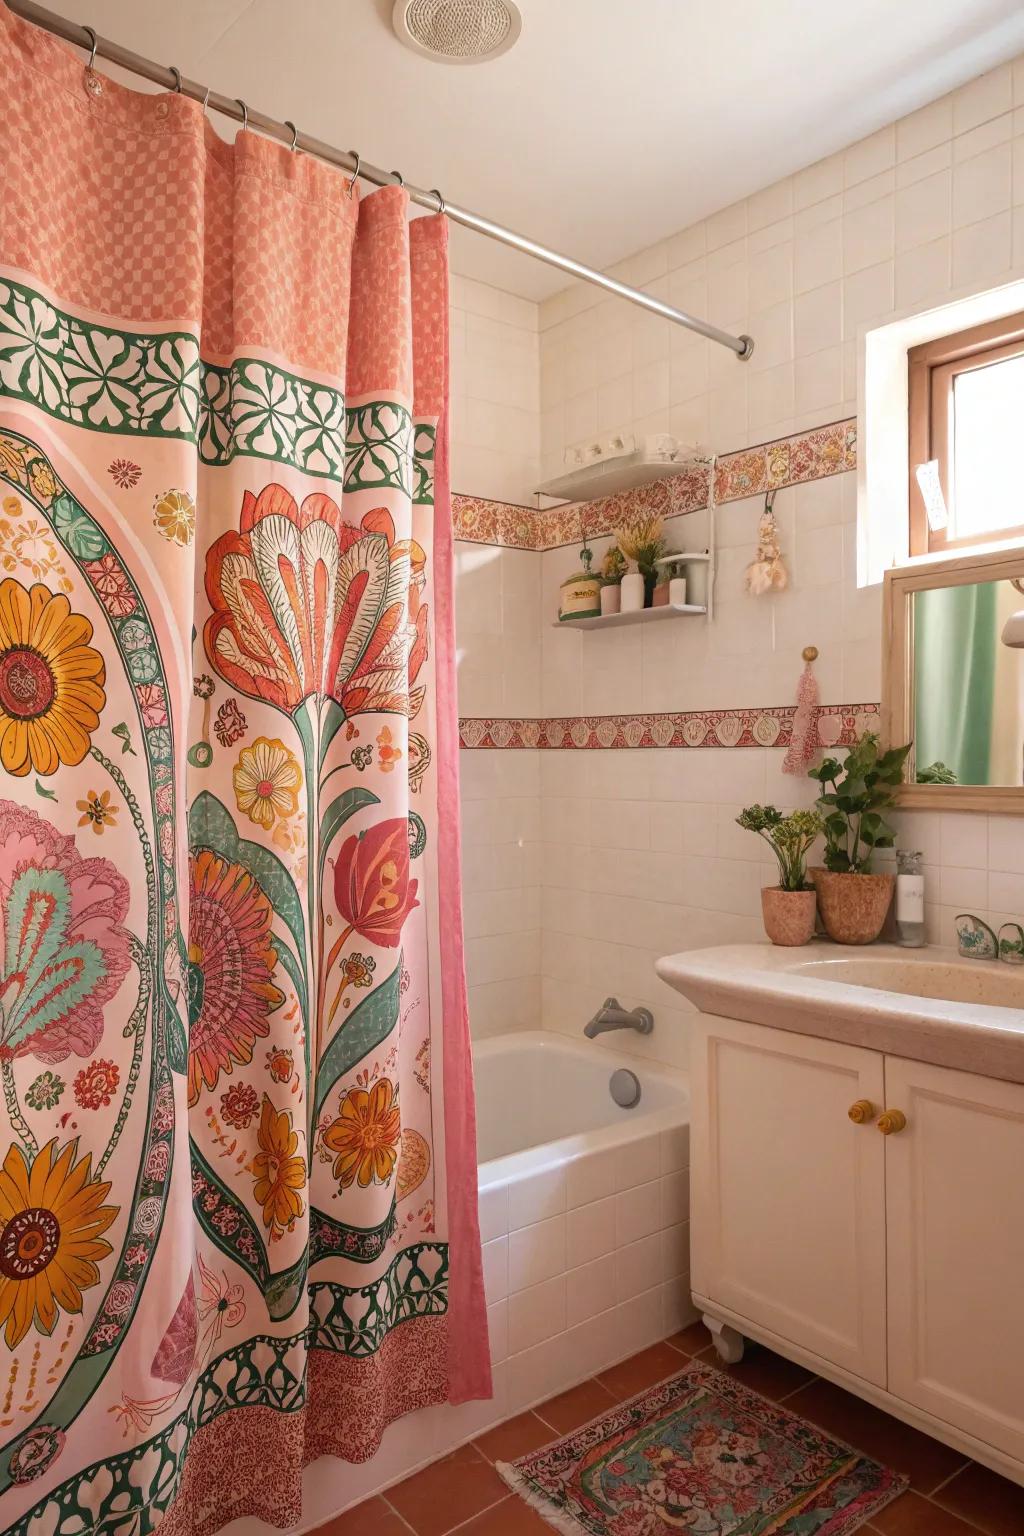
[656,941,1024,1086]
[784,955,1022,1008]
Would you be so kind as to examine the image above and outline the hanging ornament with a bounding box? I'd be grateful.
[745,489,789,595]
[783,645,821,775]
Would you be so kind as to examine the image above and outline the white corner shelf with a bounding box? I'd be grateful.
[552,603,707,631]
[653,551,710,567]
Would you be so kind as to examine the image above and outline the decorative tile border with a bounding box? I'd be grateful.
[452,418,856,551]
[459,702,880,750]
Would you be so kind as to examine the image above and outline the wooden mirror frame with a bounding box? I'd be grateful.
[882,543,1024,813]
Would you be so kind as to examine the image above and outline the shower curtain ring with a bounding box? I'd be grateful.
[430,187,446,215]
[346,152,360,196]
[200,85,211,115]
[284,120,300,152]
[82,24,98,72]
[169,66,182,93]
[391,169,405,187]
[235,98,249,133]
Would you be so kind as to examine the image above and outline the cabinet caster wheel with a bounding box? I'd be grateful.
[702,1313,745,1365]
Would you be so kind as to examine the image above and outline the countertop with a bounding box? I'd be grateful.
[656,941,1024,1085]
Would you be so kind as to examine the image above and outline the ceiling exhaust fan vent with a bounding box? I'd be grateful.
[392,0,522,63]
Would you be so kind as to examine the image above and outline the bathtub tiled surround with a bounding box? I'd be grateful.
[479,1117,695,1423]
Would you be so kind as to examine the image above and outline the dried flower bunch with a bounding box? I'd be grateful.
[614,514,665,577]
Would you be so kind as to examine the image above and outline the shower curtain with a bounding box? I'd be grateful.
[0,9,489,1536]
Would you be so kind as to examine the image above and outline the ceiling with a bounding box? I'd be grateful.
[35,0,1024,301]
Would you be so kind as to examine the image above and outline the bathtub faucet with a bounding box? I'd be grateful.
[584,998,654,1038]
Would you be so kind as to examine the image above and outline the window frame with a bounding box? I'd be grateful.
[907,309,1024,557]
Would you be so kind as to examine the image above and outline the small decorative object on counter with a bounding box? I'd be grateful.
[808,731,910,945]
[620,569,644,612]
[955,913,999,960]
[558,541,601,621]
[736,804,823,946]
[782,645,820,776]
[895,850,926,948]
[599,544,626,615]
[998,922,1024,963]
[745,488,789,595]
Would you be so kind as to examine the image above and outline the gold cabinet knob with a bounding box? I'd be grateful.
[877,1109,908,1136]
[848,1099,876,1124]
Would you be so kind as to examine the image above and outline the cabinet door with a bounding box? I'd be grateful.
[885,1056,1024,1462]
[691,1014,887,1386]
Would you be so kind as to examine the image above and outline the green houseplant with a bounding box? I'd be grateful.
[736,805,823,946]
[807,732,911,944]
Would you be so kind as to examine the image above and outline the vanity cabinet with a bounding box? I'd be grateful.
[691,1014,1024,1478]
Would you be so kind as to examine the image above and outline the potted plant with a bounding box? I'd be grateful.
[615,516,665,607]
[736,805,823,946]
[599,544,627,615]
[808,731,911,945]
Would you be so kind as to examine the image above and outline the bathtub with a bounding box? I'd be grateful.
[473,1030,696,1422]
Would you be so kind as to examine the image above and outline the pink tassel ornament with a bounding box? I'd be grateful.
[783,645,820,775]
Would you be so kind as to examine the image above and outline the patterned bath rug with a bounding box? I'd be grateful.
[497,1359,907,1535]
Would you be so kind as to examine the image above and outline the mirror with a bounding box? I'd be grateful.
[883,545,1024,811]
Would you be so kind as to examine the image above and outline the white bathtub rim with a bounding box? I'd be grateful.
[473,1029,690,1192]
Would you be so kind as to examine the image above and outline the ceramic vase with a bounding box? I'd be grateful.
[620,572,644,612]
[651,581,670,607]
[761,887,817,947]
[811,868,895,945]
[599,583,621,616]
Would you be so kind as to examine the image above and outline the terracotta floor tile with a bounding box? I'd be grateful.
[474,1412,554,1465]
[934,1460,1024,1536]
[701,1343,816,1402]
[596,1342,687,1401]
[787,1380,968,1494]
[454,1495,553,1533]
[316,1496,411,1535]
[387,1443,507,1536]
[869,1489,979,1535]
[535,1378,618,1435]
[666,1321,712,1356]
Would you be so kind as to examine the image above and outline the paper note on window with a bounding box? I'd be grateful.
[915,460,948,532]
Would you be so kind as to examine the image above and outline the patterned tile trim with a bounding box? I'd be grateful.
[459,702,880,750]
[453,418,856,550]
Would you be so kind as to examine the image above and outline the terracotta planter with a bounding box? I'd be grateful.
[761,887,817,947]
[812,868,895,945]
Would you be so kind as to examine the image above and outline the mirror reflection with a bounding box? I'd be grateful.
[912,579,1024,787]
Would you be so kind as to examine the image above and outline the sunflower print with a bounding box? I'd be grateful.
[232,737,302,830]
[323,1078,401,1190]
[252,1097,305,1233]
[186,850,285,1106]
[0,578,106,777]
[0,1137,118,1348]
[153,488,196,546]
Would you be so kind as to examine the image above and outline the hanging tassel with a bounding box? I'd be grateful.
[783,646,820,775]
[745,489,789,595]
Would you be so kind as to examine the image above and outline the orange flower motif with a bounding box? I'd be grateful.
[204,485,428,718]
[333,818,419,950]
[323,1079,401,1190]
[376,725,402,774]
[0,579,106,777]
[251,1096,305,1232]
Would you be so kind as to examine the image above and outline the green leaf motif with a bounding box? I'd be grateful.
[52,493,105,559]
[318,787,380,876]
[34,780,56,801]
[315,957,401,1121]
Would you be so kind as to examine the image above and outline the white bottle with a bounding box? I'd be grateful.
[896,850,926,947]
[620,570,644,612]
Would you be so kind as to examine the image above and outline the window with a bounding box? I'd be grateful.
[908,311,1024,556]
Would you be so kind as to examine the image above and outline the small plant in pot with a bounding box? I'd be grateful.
[599,544,627,615]
[808,731,911,945]
[736,805,823,946]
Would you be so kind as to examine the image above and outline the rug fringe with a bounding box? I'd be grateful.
[496,1460,591,1536]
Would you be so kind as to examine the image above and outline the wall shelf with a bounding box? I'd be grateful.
[553,603,707,631]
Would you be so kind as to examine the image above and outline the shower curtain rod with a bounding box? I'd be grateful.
[7,0,754,360]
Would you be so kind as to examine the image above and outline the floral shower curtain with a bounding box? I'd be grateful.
[0,8,489,1535]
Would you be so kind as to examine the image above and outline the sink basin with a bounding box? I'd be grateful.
[784,955,1022,1008]
[656,941,1024,1086]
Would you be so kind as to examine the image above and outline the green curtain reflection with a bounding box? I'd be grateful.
[914,582,997,784]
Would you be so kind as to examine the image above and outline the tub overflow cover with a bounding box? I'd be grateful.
[610,1068,642,1109]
